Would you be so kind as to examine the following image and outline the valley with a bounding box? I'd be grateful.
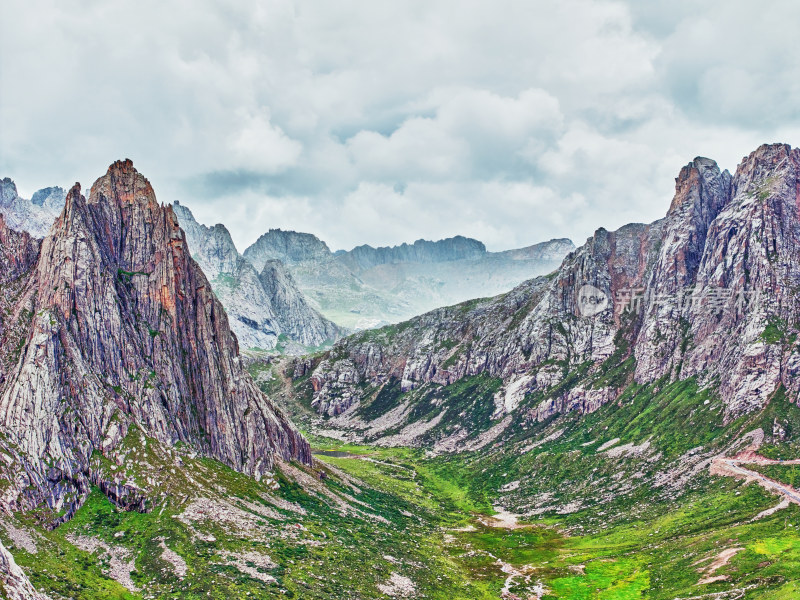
[3,379,800,599]
[1,144,799,599]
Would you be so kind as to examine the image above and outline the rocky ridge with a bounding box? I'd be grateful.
[0,540,50,600]
[173,202,342,351]
[0,160,310,526]
[304,144,800,447]
[0,178,66,238]
[241,229,575,329]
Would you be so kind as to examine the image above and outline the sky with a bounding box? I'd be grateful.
[1,1,798,253]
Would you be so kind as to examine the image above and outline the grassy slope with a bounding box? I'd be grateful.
[4,367,800,598]
[4,395,799,599]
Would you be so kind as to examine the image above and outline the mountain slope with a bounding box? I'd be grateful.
[2,148,800,600]
[301,144,800,449]
[0,160,310,526]
[173,202,342,351]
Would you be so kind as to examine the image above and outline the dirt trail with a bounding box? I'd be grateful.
[697,547,743,584]
[710,430,800,505]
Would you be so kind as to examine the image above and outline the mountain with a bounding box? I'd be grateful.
[242,229,575,329]
[244,228,333,267]
[338,235,487,270]
[172,202,342,351]
[0,160,310,527]
[0,178,66,238]
[2,179,574,333]
[2,146,800,600]
[300,143,799,447]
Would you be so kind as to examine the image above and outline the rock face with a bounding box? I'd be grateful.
[258,259,342,347]
[242,229,575,330]
[0,541,50,600]
[0,214,40,285]
[0,178,66,238]
[244,229,332,269]
[306,144,800,441]
[173,202,342,351]
[0,215,41,393]
[0,160,310,525]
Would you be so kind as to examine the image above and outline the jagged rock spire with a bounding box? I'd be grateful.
[0,160,310,525]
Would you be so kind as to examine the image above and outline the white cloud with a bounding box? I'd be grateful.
[226,110,302,173]
[0,0,797,252]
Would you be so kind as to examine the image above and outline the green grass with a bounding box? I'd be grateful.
[8,350,800,598]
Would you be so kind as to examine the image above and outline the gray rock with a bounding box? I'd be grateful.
[0,178,66,238]
[173,202,343,351]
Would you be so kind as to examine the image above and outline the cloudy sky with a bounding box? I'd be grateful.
[1,0,798,252]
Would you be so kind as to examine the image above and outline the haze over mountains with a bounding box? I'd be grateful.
[0,173,575,345]
[243,229,574,329]
[172,201,342,352]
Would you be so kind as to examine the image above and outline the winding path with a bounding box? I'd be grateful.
[718,459,800,504]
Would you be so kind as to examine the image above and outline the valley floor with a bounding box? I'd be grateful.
[2,428,800,600]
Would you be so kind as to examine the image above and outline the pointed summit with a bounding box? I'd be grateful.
[0,161,310,526]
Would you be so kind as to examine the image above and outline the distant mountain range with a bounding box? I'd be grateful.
[1,173,576,344]
[172,202,342,352]
[242,228,575,329]
[0,178,66,238]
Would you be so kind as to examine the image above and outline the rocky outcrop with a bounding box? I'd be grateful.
[0,160,310,525]
[635,144,800,415]
[0,178,65,238]
[0,215,40,392]
[0,215,40,285]
[259,260,341,347]
[0,541,50,600]
[173,202,342,351]
[244,229,332,270]
[307,144,800,434]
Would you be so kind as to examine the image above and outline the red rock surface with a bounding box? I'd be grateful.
[0,160,310,524]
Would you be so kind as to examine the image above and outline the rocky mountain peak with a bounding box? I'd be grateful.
[668,156,730,218]
[1,177,18,198]
[30,186,67,210]
[305,144,800,442]
[244,229,333,270]
[731,142,798,199]
[0,160,311,526]
[0,178,66,238]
